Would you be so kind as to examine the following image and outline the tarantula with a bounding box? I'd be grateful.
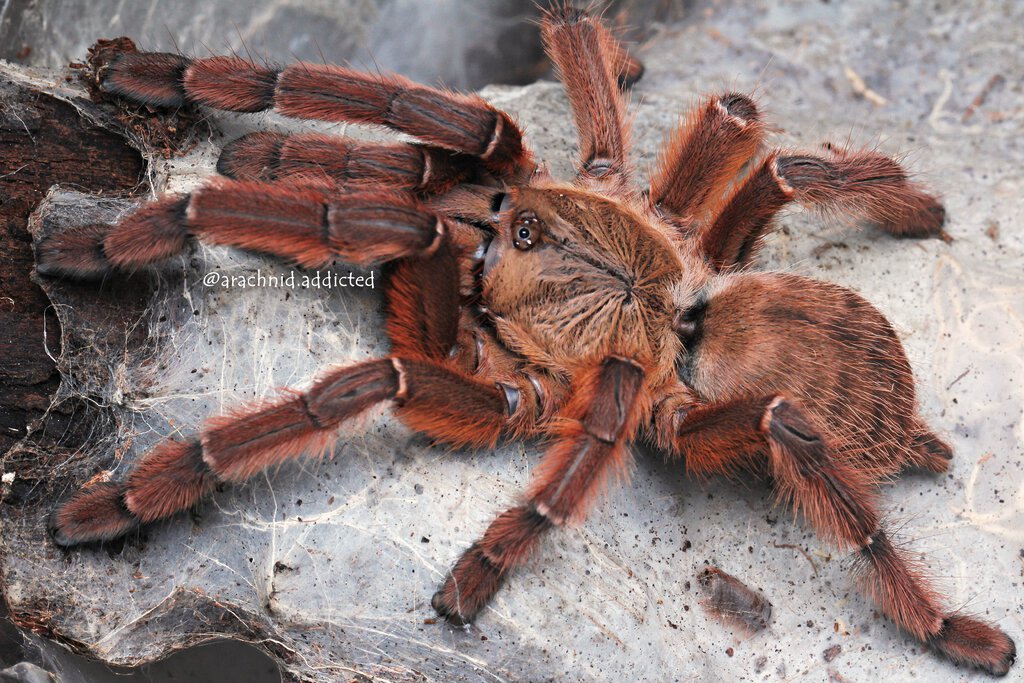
[41,6,1014,676]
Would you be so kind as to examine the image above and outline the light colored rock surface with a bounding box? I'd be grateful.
[2,1,1021,681]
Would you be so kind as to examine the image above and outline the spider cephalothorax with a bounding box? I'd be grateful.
[482,185,683,381]
[41,5,1014,676]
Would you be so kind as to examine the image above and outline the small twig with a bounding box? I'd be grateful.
[771,541,819,577]
[946,368,971,391]
[843,65,888,107]
[962,74,1005,122]
[0,164,28,180]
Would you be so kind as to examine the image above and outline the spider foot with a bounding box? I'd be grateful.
[216,131,284,180]
[430,590,471,627]
[34,197,188,278]
[49,482,140,546]
[102,51,192,108]
[431,543,505,626]
[928,615,1016,677]
[881,199,947,239]
[910,431,954,473]
[34,222,114,280]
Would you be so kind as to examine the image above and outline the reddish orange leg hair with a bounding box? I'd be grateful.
[384,243,461,362]
[35,182,448,278]
[216,131,479,195]
[649,93,764,223]
[432,356,646,625]
[669,395,1015,676]
[50,238,514,545]
[102,52,531,177]
[700,148,946,270]
[541,6,632,185]
[50,356,513,546]
[609,34,645,90]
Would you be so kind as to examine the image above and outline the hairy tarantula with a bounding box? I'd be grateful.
[40,6,1014,677]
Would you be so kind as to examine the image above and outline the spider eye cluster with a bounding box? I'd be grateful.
[512,211,541,251]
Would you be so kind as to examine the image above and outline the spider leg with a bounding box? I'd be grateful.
[51,221,490,545]
[432,355,647,625]
[908,427,955,473]
[699,146,946,270]
[667,396,1015,676]
[101,52,532,177]
[217,131,479,195]
[35,181,449,277]
[49,355,515,546]
[383,243,461,362]
[426,184,507,228]
[541,6,633,187]
[648,93,764,225]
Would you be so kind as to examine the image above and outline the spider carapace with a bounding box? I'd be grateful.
[43,6,1014,676]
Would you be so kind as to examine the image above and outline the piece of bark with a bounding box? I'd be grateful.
[0,58,150,683]
[0,64,145,456]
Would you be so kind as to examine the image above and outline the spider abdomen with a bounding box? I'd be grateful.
[684,272,950,476]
